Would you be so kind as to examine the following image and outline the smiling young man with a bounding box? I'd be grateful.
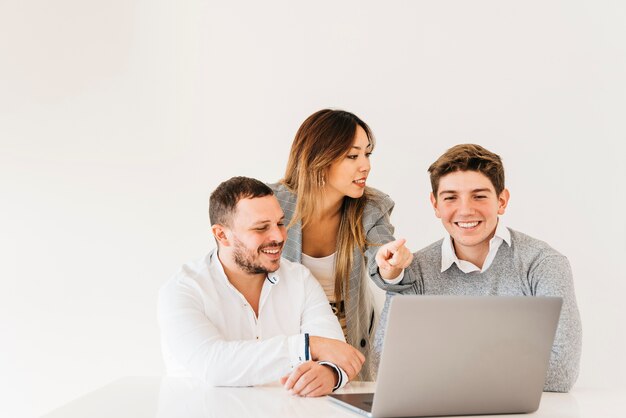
[158,176,364,397]
[375,144,582,393]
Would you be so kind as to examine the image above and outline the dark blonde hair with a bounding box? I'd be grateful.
[282,109,375,304]
[428,144,505,196]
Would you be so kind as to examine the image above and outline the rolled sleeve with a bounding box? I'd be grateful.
[288,333,309,367]
[318,361,349,390]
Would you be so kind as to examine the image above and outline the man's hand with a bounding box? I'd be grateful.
[308,336,364,380]
[375,238,413,280]
[280,361,336,397]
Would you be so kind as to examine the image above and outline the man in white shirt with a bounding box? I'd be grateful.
[158,176,364,397]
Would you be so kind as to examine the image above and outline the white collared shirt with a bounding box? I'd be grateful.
[158,249,347,387]
[441,220,511,273]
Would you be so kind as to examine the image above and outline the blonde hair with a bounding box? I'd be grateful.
[282,109,375,304]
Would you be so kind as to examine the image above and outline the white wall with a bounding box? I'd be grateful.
[1,1,625,416]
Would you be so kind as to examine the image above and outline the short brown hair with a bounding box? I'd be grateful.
[428,144,505,196]
[209,176,273,227]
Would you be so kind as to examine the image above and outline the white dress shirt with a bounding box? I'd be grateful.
[158,249,347,387]
[441,219,512,273]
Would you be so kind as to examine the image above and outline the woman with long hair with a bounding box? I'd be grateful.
[271,109,413,380]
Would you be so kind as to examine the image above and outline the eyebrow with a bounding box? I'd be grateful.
[351,143,373,151]
[439,188,493,195]
[250,215,285,226]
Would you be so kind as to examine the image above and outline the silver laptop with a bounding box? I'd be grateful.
[328,295,562,418]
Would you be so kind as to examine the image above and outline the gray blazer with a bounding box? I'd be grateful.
[270,183,414,380]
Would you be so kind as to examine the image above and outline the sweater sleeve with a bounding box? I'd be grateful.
[530,255,582,392]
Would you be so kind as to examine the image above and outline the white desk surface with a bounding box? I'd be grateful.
[42,377,626,418]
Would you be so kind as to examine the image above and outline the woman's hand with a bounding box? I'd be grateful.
[376,238,413,280]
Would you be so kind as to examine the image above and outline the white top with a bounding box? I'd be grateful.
[158,249,347,387]
[440,219,512,273]
[301,252,337,302]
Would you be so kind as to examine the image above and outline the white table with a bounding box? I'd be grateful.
[42,377,626,418]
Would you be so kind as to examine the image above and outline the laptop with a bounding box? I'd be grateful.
[328,295,562,418]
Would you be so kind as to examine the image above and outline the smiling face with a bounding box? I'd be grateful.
[431,170,509,262]
[219,195,287,275]
[325,125,372,201]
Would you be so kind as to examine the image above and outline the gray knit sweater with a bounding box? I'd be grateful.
[375,228,582,392]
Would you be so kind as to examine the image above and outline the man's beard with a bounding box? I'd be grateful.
[232,237,283,275]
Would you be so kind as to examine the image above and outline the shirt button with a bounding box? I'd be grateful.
[360,339,366,348]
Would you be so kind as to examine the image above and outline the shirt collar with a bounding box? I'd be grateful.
[440,219,511,273]
[495,220,511,247]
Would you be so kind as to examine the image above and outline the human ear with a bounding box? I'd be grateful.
[430,192,441,218]
[211,224,231,246]
[497,189,510,215]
